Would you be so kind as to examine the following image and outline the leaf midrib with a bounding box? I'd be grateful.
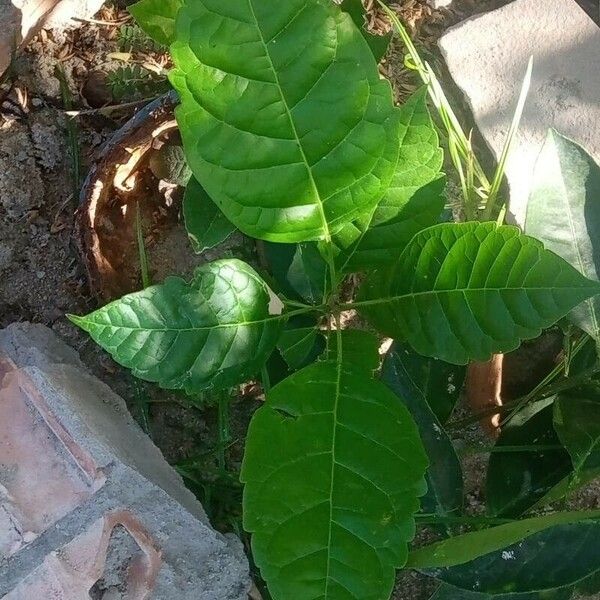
[246,0,332,243]
[354,283,599,309]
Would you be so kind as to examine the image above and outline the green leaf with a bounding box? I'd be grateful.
[170,0,400,243]
[415,518,600,595]
[486,398,572,517]
[277,325,322,370]
[385,341,465,423]
[409,510,600,569]
[242,360,428,600]
[324,329,380,375]
[264,242,327,305]
[69,259,284,393]
[358,222,600,365]
[149,145,192,186]
[333,87,446,271]
[430,583,573,600]
[525,130,600,344]
[340,0,391,62]
[382,347,463,519]
[554,386,600,479]
[183,177,237,254]
[129,0,182,46]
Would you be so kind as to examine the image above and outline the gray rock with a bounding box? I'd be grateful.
[0,323,251,599]
[439,0,600,226]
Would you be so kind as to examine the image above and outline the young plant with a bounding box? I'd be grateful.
[71,1,600,599]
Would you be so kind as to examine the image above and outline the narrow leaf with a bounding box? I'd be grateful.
[382,347,463,519]
[170,0,400,242]
[358,222,600,365]
[525,130,600,343]
[334,88,446,270]
[242,360,428,600]
[430,583,573,600]
[69,259,284,393]
[486,398,572,517]
[408,510,600,569]
[415,518,600,594]
[129,0,182,46]
[183,177,237,254]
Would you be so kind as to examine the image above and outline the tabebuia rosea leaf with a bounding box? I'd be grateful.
[242,360,428,600]
[526,130,600,345]
[333,87,446,271]
[486,398,572,518]
[410,511,600,595]
[169,0,400,242]
[129,0,183,45]
[69,259,284,394]
[183,177,237,254]
[429,583,573,600]
[357,222,600,365]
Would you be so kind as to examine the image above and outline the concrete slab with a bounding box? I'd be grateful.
[438,0,600,226]
[0,323,251,599]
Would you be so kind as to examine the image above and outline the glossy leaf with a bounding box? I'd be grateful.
[170,0,400,242]
[324,329,380,375]
[358,222,600,365]
[413,516,600,594]
[183,177,237,254]
[242,360,428,600]
[486,398,572,517]
[277,325,321,370]
[69,259,284,393]
[333,88,446,271]
[554,386,600,479]
[129,0,182,45]
[264,242,328,305]
[382,347,463,519]
[340,0,391,62]
[525,130,600,343]
[429,583,573,600]
[409,510,600,568]
[386,341,465,423]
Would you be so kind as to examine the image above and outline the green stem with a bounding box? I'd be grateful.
[261,364,271,394]
[415,514,513,526]
[217,389,231,474]
[460,444,565,456]
[135,201,151,289]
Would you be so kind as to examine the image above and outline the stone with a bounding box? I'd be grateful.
[0,323,251,599]
[438,0,600,226]
[428,0,452,8]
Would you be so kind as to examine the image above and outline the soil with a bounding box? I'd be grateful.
[0,1,599,599]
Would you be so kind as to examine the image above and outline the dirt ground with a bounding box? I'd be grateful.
[0,1,599,599]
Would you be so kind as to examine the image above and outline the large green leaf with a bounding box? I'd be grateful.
[357,222,600,365]
[129,0,182,45]
[324,329,381,375]
[385,341,465,423]
[382,347,463,519]
[525,130,600,343]
[486,398,572,517]
[69,259,284,393]
[429,583,573,600]
[183,177,237,254]
[170,0,400,243]
[333,88,446,271]
[413,517,600,594]
[277,321,323,370]
[554,385,600,480]
[242,360,428,600]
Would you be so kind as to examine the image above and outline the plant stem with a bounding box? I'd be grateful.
[135,201,151,288]
[261,364,271,394]
[217,389,231,474]
[460,444,564,456]
[415,514,513,526]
